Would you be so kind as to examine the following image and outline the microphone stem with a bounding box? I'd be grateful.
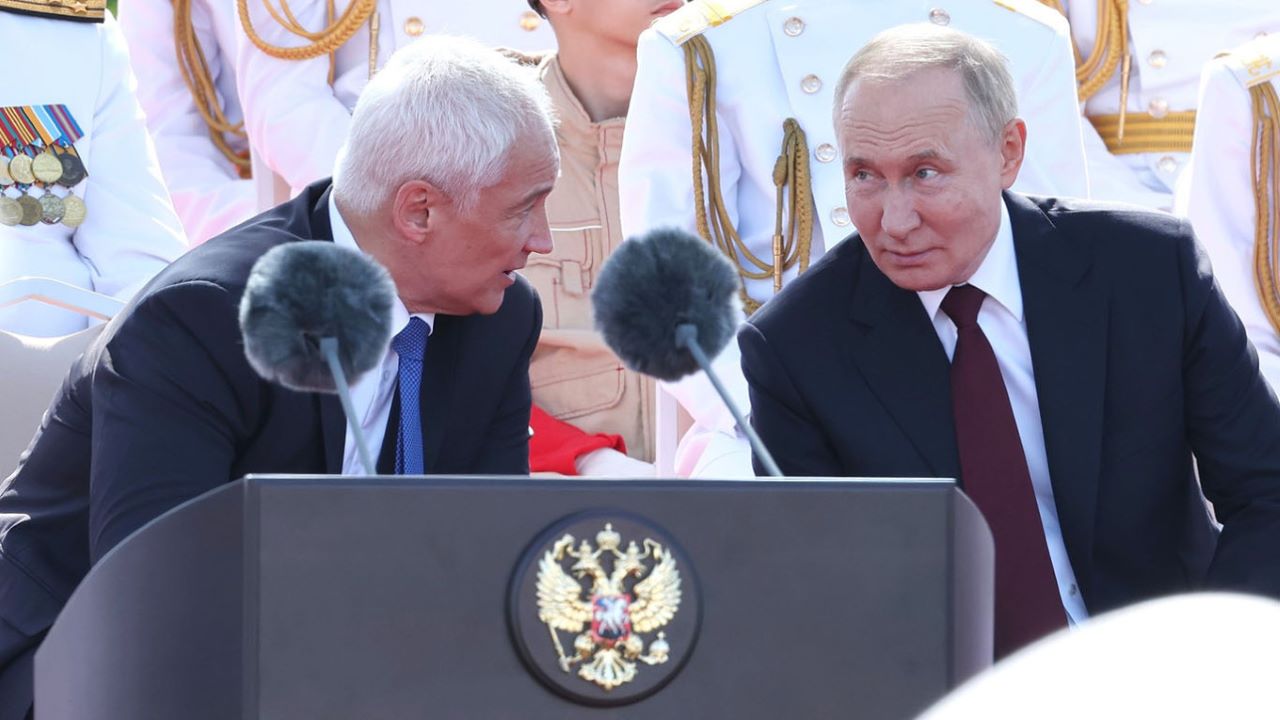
[679,330,784,477]
[320,337,377,475]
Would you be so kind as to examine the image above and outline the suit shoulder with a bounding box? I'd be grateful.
[0,0,105,22]
[1028,195,1195,270]
[651,0,769,46]
[750,235,863,334]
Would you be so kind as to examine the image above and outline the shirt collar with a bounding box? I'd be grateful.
[916,199,1022,323]
[328,191,435,337]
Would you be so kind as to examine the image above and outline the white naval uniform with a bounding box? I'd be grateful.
[618,0,1090,477]
[119,0,256,245]
[0,12,187,338]
[235,0,557,195]
[1060,0,1280,210]
[1177,35,1280,394]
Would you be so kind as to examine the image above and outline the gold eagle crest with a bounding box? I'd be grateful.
[535,523,682,691]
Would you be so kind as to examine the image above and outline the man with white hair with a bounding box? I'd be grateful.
[741,24,1280,658]
[0,36,556,718]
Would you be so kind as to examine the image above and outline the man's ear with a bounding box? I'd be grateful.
[391,179,449,244]
[998,118,1027,190]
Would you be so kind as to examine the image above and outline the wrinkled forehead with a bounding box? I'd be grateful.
[837,71,974,150]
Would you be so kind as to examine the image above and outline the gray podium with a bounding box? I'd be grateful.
[35,476,993,719]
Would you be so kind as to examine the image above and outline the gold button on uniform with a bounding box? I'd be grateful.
[815,143,837,163]
[801,74,822,94]
[1147,97,1169,118]
[1157,155,1178,174]
[404,16,425,37]
[831,207,850,226]
[783,16,805,37]
[520,10,541,31]
[1147,49,1168,68]
[929,8,951,25]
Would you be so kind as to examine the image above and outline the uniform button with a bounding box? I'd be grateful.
[404,16,425,37]
[928,8,951,25]
[1147,49,1168,69]
[815,143,837,163]
[801,74,822,94]
[519,10,541,31]
[1147,97,1169,118]
[783,16,805,37]
[1157,155,1178,174]
[831,207,850,226]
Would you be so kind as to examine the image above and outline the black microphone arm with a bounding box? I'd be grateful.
[674,323,783,477]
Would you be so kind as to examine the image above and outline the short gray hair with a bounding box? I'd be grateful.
[831,24,1018,144]
[334,35,556,215]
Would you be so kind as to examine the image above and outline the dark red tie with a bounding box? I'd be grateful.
[942,284,1066,658]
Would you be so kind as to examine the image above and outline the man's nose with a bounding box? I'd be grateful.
[881,188,921,238]
[526,211,554,255]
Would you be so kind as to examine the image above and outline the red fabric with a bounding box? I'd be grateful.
[529,405,627,475]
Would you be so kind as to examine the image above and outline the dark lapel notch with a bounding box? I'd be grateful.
[1007,192,1107,598]
[845,246,960,479]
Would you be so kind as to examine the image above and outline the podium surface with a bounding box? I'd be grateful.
[36,476,992,719]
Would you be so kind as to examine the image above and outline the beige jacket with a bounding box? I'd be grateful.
[525,55,654,461]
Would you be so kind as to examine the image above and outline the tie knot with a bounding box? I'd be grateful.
[941,284,987,329]
[392,317,429,362]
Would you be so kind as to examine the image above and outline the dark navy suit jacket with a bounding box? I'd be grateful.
[741,192,1280,615]
[0,181,541,718]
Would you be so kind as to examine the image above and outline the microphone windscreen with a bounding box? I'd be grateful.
[592,227,742,382]
[239,241,396,392]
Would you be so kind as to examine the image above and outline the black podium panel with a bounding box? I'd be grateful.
[36,477,992,719]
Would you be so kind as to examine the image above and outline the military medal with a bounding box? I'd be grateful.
[17,194,41,226]
[8,153,34,185]
[32,149,62,184]
[42,105,88,187]
[61,194,87,228]
[38,193,65,224]
[0,195,20,226]
[0,156,12,187]
[55,150,86,186]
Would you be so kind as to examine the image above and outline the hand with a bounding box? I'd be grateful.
[574,448,656,478]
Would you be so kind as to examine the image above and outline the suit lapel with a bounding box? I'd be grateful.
[306,183,350,474]
[1007,193,1107,599]
[420,315,461,472]
[845,249,960,478]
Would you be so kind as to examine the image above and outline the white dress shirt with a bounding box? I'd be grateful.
[328,193,434,475]
[917,201,1089,625]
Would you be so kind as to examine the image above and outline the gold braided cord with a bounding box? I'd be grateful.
[1252,82,1280,335]
[174,0,251,175]
[236,0,374,62]
[1088,110,1196,154]
[682,36,813,314]
[1041,0,1135,140]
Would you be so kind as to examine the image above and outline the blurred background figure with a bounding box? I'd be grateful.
[0,4,187,338]
[520,0,686,477]
[119,0,256,245]
[235,0,556,203]
[619,0,1089,477]
[918,593,1280,719]
[1177,34,1280,393]
[1040,0,1280,210]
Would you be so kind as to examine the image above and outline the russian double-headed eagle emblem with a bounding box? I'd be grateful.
[535,523,682,690]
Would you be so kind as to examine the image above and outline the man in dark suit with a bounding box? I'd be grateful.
[740,24,1280,659]
[0,36,558,718]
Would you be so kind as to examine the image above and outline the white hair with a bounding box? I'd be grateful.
[832,24,1018,144]
[333,35,557,215]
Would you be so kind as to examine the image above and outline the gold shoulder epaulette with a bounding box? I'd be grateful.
[993,0,1061,29]
[652,0,768,46]
[1221,34,1280,89]
[0,0,105,22]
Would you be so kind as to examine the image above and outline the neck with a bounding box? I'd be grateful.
[555,34,637,122]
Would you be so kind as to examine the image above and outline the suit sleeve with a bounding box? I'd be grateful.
[1177,224,1280,596]
[88,281,262,561]
[738,321,842,478]
[471,291,541,475]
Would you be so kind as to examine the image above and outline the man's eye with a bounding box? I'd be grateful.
[916,168,939,180]
[852,170,872,182]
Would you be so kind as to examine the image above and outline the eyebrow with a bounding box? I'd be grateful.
[515,183,555,208]
[845,149,943,169]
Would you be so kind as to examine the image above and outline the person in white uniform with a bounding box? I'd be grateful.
[618,0,1090,477]
[119,0,256,245]
[1177,34,1280,393]
[1042,0,1280,210]
[235,0,557,198]
[0,3,187,338]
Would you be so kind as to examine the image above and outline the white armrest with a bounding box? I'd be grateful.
[0,277,126,321]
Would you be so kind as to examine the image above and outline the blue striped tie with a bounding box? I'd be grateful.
[392,317,429,475]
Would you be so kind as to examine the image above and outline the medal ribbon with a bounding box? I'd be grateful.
[0,108,38,148]
[45,105,84,146]
[20,107,56,147]
[0,109,29,151]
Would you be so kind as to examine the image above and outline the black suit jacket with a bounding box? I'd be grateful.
[741,192,1280,616]
[0,181,541,718]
